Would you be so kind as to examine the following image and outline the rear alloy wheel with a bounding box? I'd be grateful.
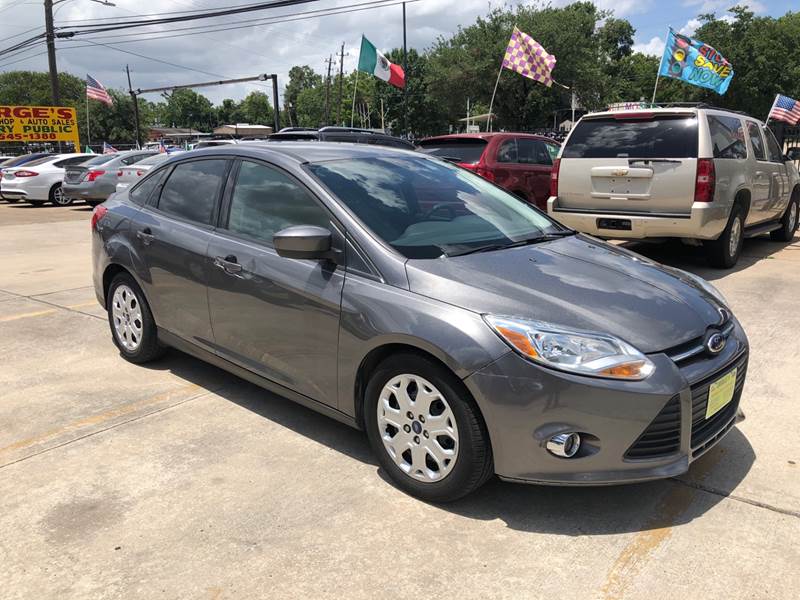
[365,354,493,502]
[705,205,744,268]
[49,183,72,206]
[107,273,166,363]
[770,195,799,242]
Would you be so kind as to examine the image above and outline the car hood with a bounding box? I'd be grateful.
[405,234,726,353]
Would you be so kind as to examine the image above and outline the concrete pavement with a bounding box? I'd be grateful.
[1,201,798,599]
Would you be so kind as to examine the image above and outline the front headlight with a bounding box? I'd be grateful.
[484,315,655,380]
[679,270,728,308]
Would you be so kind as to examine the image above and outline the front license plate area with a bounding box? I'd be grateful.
[706,368,737,419]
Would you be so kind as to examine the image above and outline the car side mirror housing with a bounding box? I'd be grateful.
[273,225,339,262]
[785,148,800,161]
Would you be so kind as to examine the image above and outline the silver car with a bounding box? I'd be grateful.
[548,106,800,267]
[115,153,182,192]
[91,144,749,501]
[62,150,156,206]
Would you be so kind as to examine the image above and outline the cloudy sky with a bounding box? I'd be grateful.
[0,0,792,106]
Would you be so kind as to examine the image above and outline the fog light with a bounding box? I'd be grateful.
[546,432,581,458]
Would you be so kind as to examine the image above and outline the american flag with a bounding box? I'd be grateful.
[86,74,113,106]
[768,94,800,125]
[102,142,118,154]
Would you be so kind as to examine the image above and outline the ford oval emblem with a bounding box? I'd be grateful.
[706,332,726,354]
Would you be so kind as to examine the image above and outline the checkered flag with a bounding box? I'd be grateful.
[502,27,557,87]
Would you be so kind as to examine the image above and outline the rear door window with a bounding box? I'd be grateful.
[707,115,747,159]
[746,122,766,161]
[562,115,698,159]
[418,139,487,164]
[157,159,228,226]
[54,156,93,168]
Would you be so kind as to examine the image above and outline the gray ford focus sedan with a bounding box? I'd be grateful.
[91,143,748,502]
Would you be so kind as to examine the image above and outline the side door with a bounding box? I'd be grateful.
[517,138,553,209]
[206,159,345,408]
[745,120,771,224]
[489,138,526,198]
[763,127,791,219]
[130,157,230,350]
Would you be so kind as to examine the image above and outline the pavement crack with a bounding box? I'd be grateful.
[672,477,800,519]
[0,385,226,471]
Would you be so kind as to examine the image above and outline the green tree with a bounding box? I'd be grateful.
[284,65,323,126]
[216,98,244,125]
[238,90,273,125]
[162,88,216,131]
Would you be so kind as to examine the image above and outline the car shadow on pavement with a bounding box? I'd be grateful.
[148,348,755,536]
[622,236,796,282]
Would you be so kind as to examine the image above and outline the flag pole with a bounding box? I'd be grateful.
[350,68,360,128]
[764,93,779,126]
[86,93,91,148]
[651,28,670,105]
[487,62,504,133]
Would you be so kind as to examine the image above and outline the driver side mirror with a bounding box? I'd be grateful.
[785,148,800,162]
[273,225,340,262]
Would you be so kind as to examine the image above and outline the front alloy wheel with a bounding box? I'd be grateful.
[365,354,493,502]
[377,374,459,482]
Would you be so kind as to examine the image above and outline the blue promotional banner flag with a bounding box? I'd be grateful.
[658,28,733,95]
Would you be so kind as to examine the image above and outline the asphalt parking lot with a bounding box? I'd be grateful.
[1,200,799,599]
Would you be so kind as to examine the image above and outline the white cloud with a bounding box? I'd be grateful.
[632,36,665,57]
[679,18,702,36]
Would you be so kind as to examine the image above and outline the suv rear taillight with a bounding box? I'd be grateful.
[14,170,38,177]
[86,169,105,182]
[550,158,561,197]
[90,205,107,231]
[694,159,716,203]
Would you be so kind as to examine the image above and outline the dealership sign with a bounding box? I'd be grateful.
[0,106,80,147]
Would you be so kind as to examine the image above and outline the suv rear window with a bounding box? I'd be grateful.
[419,139,488,164]
[562,116,698,159]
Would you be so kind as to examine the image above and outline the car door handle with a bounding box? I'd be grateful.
[136,228,155,245]
[213,255,243,276]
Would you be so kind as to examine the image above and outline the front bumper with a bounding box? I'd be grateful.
[463,320,748,485]
[547,196,730,240]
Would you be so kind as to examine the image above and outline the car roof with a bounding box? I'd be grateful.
[420,132,557,143]
[180,141,418,164]
[584,106,757,121]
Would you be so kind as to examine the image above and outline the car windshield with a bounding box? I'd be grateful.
[82,154,117,166]
[308,156,567,259]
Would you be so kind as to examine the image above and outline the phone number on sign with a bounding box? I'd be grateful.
[0,132,59,141]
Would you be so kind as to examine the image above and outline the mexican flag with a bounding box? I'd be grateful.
[357,35,405,89]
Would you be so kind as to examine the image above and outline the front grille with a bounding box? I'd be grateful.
[624,394,681,459]
[690,352,747,454]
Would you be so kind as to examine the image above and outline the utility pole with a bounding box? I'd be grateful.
[126,65,141,148]
[44,0,60,106]
[336,42,345,126]
[402,2,408,137]
[324,55,333,126]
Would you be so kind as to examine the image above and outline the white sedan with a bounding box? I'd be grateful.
[0,153,95,206]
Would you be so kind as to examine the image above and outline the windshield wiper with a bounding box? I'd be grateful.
[446,231,575,257]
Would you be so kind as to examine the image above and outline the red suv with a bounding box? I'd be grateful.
[418,133,560,209]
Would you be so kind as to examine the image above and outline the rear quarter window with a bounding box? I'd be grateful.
[707,115,747,159]
[562,116,698,159]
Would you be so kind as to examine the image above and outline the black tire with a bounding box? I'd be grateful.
[770,193,799,242]
[364,353,493,502]
[49,183,72,206]
[705,204,745,268]
[106,272,166,364]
